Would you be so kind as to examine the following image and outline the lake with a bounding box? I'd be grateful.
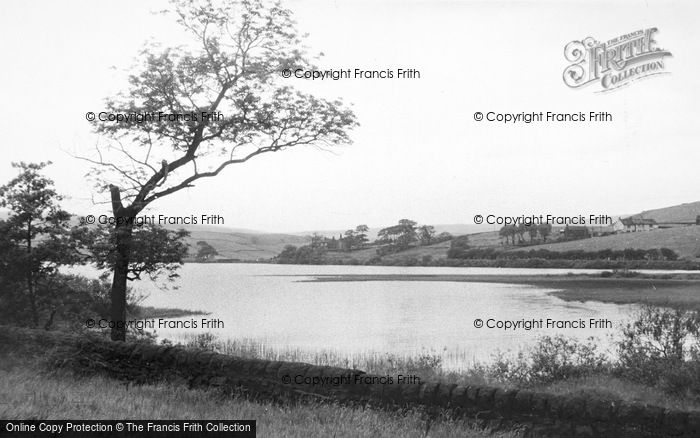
[108,264,644,370]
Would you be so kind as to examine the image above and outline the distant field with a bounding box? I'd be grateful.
[512,226,700,259]
[184,230,310,261]
[381,240,452,261]
[319,241,453,264]
[322,247,378,263]
[464,231,503,248]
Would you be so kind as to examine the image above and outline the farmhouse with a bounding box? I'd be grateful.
[619,217,658,232]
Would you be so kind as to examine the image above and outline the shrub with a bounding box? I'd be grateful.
[366,256,383,265]
[0,272,143,330]
[186,332,219,351]
[616,305,700,393]
[484,335,609,386]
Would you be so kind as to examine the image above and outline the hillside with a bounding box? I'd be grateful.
[316,226,700,265]
[630,201,700,225]
[286,223,489,242]
[303,240,452,265]
[381,240,452,262]
[184,229,310,261]
[510,226,700,259]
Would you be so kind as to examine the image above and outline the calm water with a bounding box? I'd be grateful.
[93,263,646,369]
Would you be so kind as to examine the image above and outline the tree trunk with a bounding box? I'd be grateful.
[27,273,38,328]
[44,307,57,331]
[26,218,38,327]
[110,221,133,341]
[108,185,136,342]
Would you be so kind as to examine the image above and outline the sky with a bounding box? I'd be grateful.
[1,0,698,233]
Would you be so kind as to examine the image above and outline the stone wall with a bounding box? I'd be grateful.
[4,327,699,437]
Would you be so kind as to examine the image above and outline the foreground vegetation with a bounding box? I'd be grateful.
[175,305,700,413]
[0,341,514,438]
[4,303,700,435]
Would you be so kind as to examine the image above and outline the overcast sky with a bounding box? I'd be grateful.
[1,0,698,233]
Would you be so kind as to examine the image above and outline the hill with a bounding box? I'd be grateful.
[510,226,700,259]
[286,223,489,242]
[182,228,310,261]
[630,201,700,225]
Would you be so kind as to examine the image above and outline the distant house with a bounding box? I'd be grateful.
[619,217,658,232]
[611,218,626,233]
[317,235,342,251]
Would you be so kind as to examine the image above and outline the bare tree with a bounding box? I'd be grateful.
[80,0,357,340]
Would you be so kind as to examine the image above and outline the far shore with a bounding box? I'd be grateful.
[133,306,210,319]
[306,274,700,311]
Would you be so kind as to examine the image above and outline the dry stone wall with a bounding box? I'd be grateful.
[4,327,699,437]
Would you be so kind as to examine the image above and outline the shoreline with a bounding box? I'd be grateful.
[305,274,700,311]
[188,259,700,270]
[133,306,210,319]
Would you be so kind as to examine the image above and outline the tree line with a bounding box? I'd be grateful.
[275,219,453,264]
[498,223,552,245]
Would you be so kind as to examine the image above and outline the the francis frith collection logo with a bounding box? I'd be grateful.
[563,28,672,92]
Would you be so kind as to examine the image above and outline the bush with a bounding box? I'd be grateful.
[0,272,147,332]
[658,359,700,396]
[484,335,609,386]
[366,256,383,265]
[616,305,700,395]
[185,332,219,351]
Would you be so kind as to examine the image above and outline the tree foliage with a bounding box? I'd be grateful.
[0,162,85,328]
[417,225,435,245]
[85,225,190,283]
[196,240,219,261]
[83,0,357,210]
[77,0,358,340]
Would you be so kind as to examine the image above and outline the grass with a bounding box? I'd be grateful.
[381,241,452,262]
[4,323,700,437]
[176,332,700,413]
[179,333,478,374]
[0,337,515,438]
[181,228,310,261]
[535,375,700,413]
[0,368,517,437]
[515,226,700,259]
